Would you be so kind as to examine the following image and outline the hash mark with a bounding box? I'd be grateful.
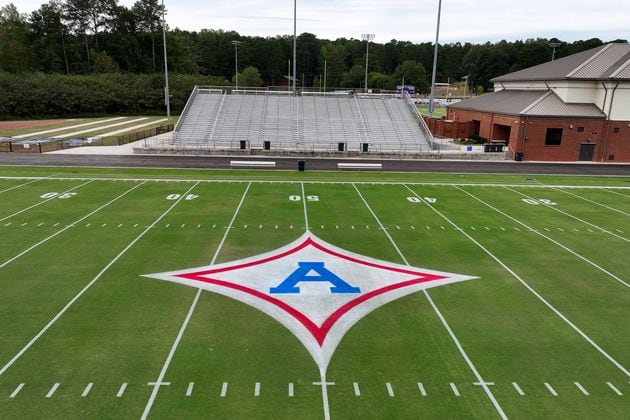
[186,382,194,397]
[46,383,60,398]
[512,382,525,396]
[353,382,361,396]
[386,382,394,397]
[544,382,558,396]
[288,382,294,397]
[254,382,261,397]
[221,382,228,397]
[117,383,128,397]
[417,382,427,396]
[606,382,623,395]
[20,223,28,227]
[82,383,94,397]
[450,383,460,396]
[574,382,589,396]
[10,383,25,398]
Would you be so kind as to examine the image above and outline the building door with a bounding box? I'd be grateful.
[578,143,595,161]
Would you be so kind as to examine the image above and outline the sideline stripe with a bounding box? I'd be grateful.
[140,183,252,420]
[405,184,630,378]
[0,181,146,269]
[0,180,93,223]
[10,383,25,398]
[456,186,629,288]
[353,184,507,420]
[0,182,201,378]
[505,187,629,243]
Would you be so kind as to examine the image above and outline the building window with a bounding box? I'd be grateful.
[576,126,584,132]
[545,128,563,145]
[613,127,620,133]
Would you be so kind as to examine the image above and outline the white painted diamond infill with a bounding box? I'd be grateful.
[144,232,477,370]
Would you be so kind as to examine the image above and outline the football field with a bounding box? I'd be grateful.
[0,166,628,419]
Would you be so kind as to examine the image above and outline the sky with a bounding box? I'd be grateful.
[10,0,630,44]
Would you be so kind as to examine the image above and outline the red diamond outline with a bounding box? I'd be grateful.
[175,236,447,346]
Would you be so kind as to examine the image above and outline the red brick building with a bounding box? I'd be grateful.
[445,43,630,162]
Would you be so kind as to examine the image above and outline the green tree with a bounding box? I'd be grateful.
[392,60,429,92]
[0,4,38,73]
[92,50,119,72]
[234,65,263,87]
[132,0,163,73]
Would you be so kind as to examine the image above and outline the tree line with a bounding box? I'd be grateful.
[1,1,627,117]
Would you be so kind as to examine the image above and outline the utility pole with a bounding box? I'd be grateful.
[232,40,242,90]
[161,0,170,120]
[428,0,442,117]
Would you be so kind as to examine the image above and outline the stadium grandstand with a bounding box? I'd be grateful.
[161,87,435,155]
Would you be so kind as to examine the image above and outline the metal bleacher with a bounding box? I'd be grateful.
[173,87,432,153]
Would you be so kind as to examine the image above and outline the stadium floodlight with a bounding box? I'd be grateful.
[161,0,170,120]
[362,34,375,93]
[549,42,561,61]
[232,40,242,90]
[428,0,442,117]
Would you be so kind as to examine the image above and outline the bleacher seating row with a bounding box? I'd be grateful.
[173,90,431,153]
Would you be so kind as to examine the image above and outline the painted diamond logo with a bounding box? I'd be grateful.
[144,232,477,370]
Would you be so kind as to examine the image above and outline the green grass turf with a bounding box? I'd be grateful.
[0,167,628,419]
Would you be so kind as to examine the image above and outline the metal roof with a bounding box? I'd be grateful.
[448,90,606,118]
[492,43,630,82]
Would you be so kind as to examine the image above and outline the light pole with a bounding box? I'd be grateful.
[232,40,242,90]
[161,0,170,120]
[292,0,297,95]
[362,34,375,93]
[549,42,561,61]
[428,0,442,117]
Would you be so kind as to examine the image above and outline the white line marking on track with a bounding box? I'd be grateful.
[117,383,128,397]
[186,382,194,397]
[574,382,589,396]
[140,183,252,420]
[46,383,60,398]
[417,382,427,396]
[288,382,294,397]
[82,383,94,397]
[456,186,629,288]
[221,382,228,397]
[353,382,361,396]
[355,184,508,420]
[0,182,146,270]
[0,182,200,379]
[450,383,460,396]
[512,382,525,396]
[0,180,93,223]
[606,382,623,395]
[386,382,395,397]
[544,382,558,396]
[10,383,25,398]
[408,184,630,377]
[254,382,261,397]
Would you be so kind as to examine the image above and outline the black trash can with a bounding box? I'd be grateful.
[298,160,305,171]
[515,152,524,161]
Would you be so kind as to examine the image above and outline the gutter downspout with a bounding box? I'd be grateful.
[599,81,620,162]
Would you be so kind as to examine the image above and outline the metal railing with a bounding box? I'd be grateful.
[404,91,436,148]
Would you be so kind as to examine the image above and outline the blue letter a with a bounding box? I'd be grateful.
[270,262,361,294]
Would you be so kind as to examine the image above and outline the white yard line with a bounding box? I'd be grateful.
[0,180,93,223]
[351,184,508,420]
[0,181,146,269]
[0,176,54,194]
[1,176,630,190]
[504,186,629,243]
[604,189,630,198]
[455,186,629,288]
[140,183,252,420]
[539,184,630,217]
[52,118,149,139]
[88,119,168,140]
[301,182,310,229]
[0,182,200,378]
[404,184,630,378]
[12,118,127,139]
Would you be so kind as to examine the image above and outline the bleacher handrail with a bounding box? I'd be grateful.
[174,85,199,135]
[403,91,435,148]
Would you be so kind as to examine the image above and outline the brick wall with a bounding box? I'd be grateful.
[445,107,630,162]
